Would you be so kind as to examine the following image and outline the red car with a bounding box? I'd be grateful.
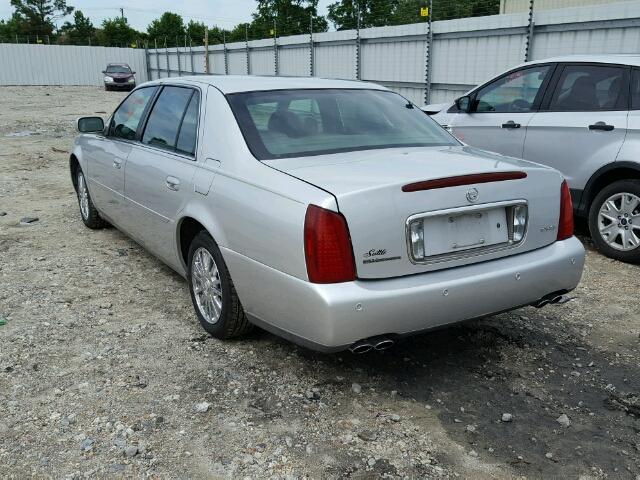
[102,63,136,91]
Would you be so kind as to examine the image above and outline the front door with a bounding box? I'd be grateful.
[449,64,554,158]
[123,86,201,267]
[523,63,629,192]
[86,86,157,223]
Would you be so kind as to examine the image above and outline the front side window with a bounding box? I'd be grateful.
[228,89,458,160]
[110,86,156,140]
[548,65,626,111]
[142,86,195,152]
[474,65,551,113]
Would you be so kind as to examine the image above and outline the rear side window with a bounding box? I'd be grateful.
[548,65,627,111]
[176,91,200,155]
[142,86,195,152]
[110,87,156,140]
[631,69,640,110]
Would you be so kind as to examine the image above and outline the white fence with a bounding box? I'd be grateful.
[0,44,148,86]
[147,0,640,105]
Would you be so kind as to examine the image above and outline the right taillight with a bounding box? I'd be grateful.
[557,180,574,241]
[304,204,356,284]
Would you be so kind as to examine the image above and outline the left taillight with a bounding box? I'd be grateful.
[304,205,356,284]
[557,180,574,241]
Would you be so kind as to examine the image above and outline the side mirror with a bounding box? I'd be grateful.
[455,95,472,113]
[77,116,105,133]
[131,71,136,75]
[101,70,105,74]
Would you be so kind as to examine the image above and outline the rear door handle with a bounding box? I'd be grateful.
[166,176,180,191]
[501,121,521,129]
[589,122,614,131]
[113,159,122,169]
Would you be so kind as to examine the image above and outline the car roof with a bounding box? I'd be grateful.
[106,63,130,67]
[518,54,640,68]
[143,75,389,94]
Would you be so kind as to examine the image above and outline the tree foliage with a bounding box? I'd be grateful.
[147,12,185,42]
[96,17,139,47]
[9,0,73,37]
[58,10,94,44]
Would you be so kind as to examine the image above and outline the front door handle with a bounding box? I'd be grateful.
[501,121,521,129]
[113,159,122,169]
[166,176,180,191]
[589,122,614,131]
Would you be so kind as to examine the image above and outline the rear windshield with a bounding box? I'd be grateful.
[227,89,458,160]
[106,65,131,73]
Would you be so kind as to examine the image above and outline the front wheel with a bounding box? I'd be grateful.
[76,170,106,229]
[187,231,253,339]
[588,180,640,263]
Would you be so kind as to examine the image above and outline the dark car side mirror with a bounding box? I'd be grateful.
[77,116,105,133]
[455,95,472,113]
[131,71,136,75]
[101,70,105,74]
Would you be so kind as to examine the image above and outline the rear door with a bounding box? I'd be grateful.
[123,86,201,267]
[523,63,629,192]
[87,86,156,222]
[449,64,554,158]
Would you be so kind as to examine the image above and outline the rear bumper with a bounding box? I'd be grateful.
[223,237,585,352]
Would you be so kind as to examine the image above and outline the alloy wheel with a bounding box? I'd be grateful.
[191,247,223,324]
[598,192,640,251]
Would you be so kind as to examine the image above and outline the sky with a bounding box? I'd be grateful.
[0,0,334,31]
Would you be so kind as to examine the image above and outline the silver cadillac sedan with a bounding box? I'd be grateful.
[71,76,585,353]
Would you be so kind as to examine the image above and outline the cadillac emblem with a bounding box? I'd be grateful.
[466,188,479,203]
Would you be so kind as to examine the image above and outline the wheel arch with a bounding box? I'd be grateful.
[69,154,81,192]
[579,162,640,216]
[176,210,228,273]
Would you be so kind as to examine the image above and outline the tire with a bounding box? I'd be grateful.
[104,85,110,91]
[76,169,107,229]
[588,179,640,263]
[187,231,253,339]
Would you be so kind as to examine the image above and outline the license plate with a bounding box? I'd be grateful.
[422,208,508,257]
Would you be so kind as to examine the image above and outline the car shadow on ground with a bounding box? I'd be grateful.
[253,313,639,477]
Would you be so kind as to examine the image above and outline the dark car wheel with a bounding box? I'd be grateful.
[187,231,253,339]
[588,180,640,263]
[76,170,107,229]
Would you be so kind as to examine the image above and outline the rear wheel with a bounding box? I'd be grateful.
[187,231,252,339]
[76,170,107,229]
[588,180,640,263]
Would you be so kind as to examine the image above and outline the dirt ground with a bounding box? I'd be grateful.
[0,86,639,479]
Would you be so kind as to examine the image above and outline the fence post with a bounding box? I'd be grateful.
[145,41,152,81]
[273,20,279,76]
[524,0,535,62]
[424,0,433,104]
[309,14,314,76]
[204,28,210,74]
[223,31,229,75]
[245,25,251,75]
[189,39,194,74]
[176,36,182,77]
[355,7,361,80]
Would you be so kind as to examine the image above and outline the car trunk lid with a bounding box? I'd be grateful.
[269,146,563,279]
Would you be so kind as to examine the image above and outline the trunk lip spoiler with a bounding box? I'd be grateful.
[402,171,527,192]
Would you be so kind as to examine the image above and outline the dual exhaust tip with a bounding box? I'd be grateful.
[532,291,571,309]
[349,336,395,354]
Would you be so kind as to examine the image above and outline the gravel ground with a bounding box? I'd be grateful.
[0,86,639,479]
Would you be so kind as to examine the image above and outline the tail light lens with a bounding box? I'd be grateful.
[304,205,356,283]
[557,180,574,241]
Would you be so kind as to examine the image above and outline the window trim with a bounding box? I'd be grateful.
[447,63,557,114]
[539,62,631,113]
[106,85,159,142]
[137,84,202,160]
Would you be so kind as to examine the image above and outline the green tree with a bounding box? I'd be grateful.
[186,20,206,44]
[9,0,73,37]
[147,12,185,45]
[0,13,28,41]
[250,0,327,38]
[96,17,139,47]
[58,10,94,44]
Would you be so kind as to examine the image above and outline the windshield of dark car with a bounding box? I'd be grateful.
[106,65,131,74]
[227,89,459,160]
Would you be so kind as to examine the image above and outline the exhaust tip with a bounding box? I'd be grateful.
[374,339,395,351]
[350,343,373,354]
